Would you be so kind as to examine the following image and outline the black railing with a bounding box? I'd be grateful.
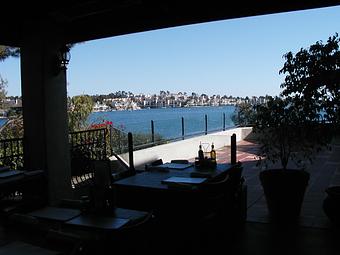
[131,112,234,150]
[0,128,108,172]
[0,137,24,170]
[69,128,107,160]
[69,128,108,188]
[109,126,129,154]
[0,112,234,177]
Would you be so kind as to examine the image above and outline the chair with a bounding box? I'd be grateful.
[109,152,136,179]
[115,210,155,254]
[198,163,246,226]
[93,159,113,188]
[227,161,245,204]
[151,158,163,166]
[89,159,116,214]
[229,161,243,185]
[152,173,234,238]
[5,212,53,244]
[45,229,87,255]
[144,159,163,171]
[200,172,232,207]
[70,148,94,187]
[170,159,189,164]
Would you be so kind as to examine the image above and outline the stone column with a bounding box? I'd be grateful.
[21,27,72,204]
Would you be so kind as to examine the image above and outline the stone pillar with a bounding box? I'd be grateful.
[21,29,72,204]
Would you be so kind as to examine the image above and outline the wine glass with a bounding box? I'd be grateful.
[201,142,210,159]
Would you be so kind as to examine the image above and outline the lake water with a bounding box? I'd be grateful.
[88,106,236,140]
[0,118,7,127]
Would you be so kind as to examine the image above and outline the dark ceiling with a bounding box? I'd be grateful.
[2,0,340,46]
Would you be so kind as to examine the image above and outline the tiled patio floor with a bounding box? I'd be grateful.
[212,137,340,229]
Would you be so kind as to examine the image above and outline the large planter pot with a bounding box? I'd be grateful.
[323,186,340,226]
[259,169,310,222]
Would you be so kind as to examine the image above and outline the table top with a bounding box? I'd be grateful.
[0,170,24,179]
[65,215,130,231]
[63,207,150,231]
[114,163,231,190]
[156,162,193,170]
[161,176,207,184]
[0,241,60,255]
[0,169,44,186]
[25,206,148,234]
[28,206,82,222]
[114,207,149,221]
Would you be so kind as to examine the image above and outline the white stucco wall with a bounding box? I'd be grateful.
[117,127,252,169]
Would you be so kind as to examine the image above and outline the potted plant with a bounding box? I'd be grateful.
[253,96,331,222]
[279,34,340,225]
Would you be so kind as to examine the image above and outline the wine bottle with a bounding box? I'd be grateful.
[198,142,204,161]
[210,142,216,163]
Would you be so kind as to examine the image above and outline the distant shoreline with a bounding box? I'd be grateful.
[92,104,236,113]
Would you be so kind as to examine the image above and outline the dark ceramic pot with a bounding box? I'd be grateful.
[323,186,340,226]
[259,169,310,222]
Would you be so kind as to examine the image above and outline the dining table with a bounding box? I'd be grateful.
[10,205,151,254]
[0,169,46,214]
[24,204,151,243]
[0,241,61,255]
[113,162,232,219]
[0,169,44,191]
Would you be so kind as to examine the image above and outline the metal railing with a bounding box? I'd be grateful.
[0,111,234,177]
[102,112,235,171]
[129,113,233,150]
[69,128,108,188]
[69,128,107,160]
[0,137,24,170]
[109,126,129,154]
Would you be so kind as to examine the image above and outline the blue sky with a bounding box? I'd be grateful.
[1,5,340,97]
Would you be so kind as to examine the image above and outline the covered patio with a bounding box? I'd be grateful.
[1,1,340,254]
[1,0,339,204]
[0,138,339,254]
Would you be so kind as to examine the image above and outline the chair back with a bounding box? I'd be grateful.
[145,159,163,171]
[228,161,244,191]
[90,160,115,214]
[116,211,154,253]
[151,159,163,166]
[201,171,231,195]
[93,159,112,188]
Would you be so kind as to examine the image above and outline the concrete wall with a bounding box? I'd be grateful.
[118,126,252,169]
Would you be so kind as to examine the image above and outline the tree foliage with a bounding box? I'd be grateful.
[254,97,330,170]
[0,115,23,139]
[253,33,340,171]
[280,33,340,125]
[0,45,15,110]
[68,95,94,132]
[0,76,7,110]
[0,46,20,62]
[232,102,256,126]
